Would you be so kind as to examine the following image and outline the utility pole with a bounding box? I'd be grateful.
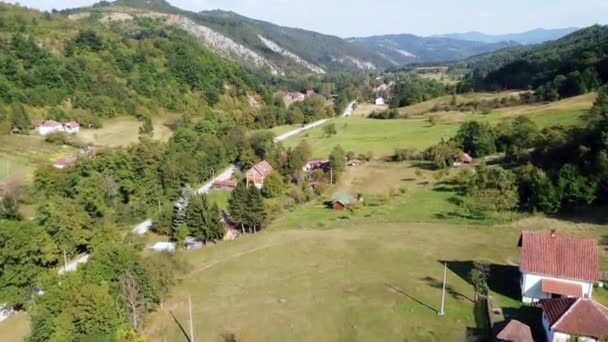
[63,250,68,272]
[438,262,447,316]
[330,167,333,184]
[188,295,194,342]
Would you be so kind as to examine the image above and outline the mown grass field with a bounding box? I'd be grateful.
[143,161,607,342]
[75,115,175,147]
[284,93,594,158]
[0,115,176,185]
[0,134,77,184]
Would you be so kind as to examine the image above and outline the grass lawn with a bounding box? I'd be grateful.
[0,134,77,184]
[0,312,30,342]
[143,160,607,341]
[75,115,175,147]
[352,103,388,117]
[283,117,458,158]
[284,93,594,158]
[207,189,231,210]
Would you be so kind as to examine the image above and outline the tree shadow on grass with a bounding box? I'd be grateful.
[439,261,521,301]
[411,161,438,171]
[421,276,474,302]
[169,311,192,342]
[384,283,438,314]
[548,206,608,225]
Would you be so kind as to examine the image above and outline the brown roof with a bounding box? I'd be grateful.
[213,179,236,188]
[518,231,599,282]
[246,160,273,180]
[495,319,533,342]
[538,298,608,339]
[541,279,582,298]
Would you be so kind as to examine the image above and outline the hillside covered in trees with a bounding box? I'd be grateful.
[0,2,290,133]
[458,25,608,101]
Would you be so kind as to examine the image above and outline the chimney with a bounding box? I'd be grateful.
[550,229,557,238]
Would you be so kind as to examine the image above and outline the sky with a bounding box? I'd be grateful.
[8,0,608,37]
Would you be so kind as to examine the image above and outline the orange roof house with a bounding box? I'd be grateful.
[537,298,608,341]
[518,230,599,303]
[246,160,273,189]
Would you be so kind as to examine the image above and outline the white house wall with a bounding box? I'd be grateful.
[521,273,593,303]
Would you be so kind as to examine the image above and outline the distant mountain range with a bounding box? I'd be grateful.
[435,27,579,45]
[63,0,584,72]
[347,35,519,65]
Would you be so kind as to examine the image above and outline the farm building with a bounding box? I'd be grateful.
[213,179,237,190]
[246,160,273,189]
[150,242,176,253]
[494,319,533,342]
[34,120,80,136]
[518,230,599,303]
[330,193,356,210]
[375,97,385,105]
[52,155,78,169]
[537,298,608,342]
[303,159,330,172]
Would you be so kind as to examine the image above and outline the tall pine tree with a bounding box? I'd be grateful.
[245,185,265,233]
[228,181,248,234]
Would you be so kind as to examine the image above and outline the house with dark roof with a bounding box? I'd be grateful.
[537,298,608,342]
[518,230,599,303]
[494,319,534,342]
[245,160,273,189]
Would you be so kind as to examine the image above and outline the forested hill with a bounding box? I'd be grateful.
[62,0,388,74]
[347,34,519,65]
[458,25,608,100]
[0,2,283,131]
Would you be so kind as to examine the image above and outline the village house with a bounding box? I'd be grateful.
[494,319,534,342]
[537,298,608,342]
[375,97,385,105]
[52,155,78,169]
[291,92,306,102]
[34,120,80,136]
[246,160,273,189]
[330,192,357,210]
[303,159,330,173]
[518,230,599,303]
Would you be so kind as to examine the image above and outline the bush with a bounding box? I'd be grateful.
[393,148,418,162]
[44,132,72,145]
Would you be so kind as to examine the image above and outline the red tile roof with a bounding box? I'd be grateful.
[538,298,608,339]
[537,298,577,325]
[541,279,583,298]
[495,319,534,342]
[518,231,599,282]
[246,160,273,182]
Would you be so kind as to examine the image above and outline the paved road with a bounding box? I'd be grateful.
[342,101,356,117]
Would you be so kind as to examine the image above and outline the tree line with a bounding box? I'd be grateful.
[425,86,608,214]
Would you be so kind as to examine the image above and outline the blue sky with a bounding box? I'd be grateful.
[11,0,608,37]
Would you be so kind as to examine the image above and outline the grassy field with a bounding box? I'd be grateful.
[75,115,175,147]
[142,160,608,342]
[0,134,77,184]
[284,93,594,158]
[399,91,522,117]
[207,189,231,210]
[0,312,30,342]
[0,114,177,185]
[352,103,388,117]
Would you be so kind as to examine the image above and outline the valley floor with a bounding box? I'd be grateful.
[143,161,608,342]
